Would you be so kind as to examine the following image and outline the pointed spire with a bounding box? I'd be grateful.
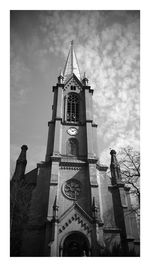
[110,149,122,185]
[63,41,81,81]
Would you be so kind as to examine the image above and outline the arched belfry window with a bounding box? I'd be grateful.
[66,138,79,156]
[66,93,79,122]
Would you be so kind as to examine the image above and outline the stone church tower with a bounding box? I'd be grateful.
[10,41,140,256]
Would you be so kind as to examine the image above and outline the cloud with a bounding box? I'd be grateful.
[11,11,140,168]
[10,57,31,105]
[38,11,140,164]
[10,30,31,106]
[10,23,49,108]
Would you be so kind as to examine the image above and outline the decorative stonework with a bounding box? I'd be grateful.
[103,227,120,233]
[60,166,82,170]
[87,157,98,164]
[50,155,61,162]
[64,75,82,91]
[62,179,81,200]
[62,121,86,126]
[58,213,91,234]
[60,157,87,169]
[96,162,108,172]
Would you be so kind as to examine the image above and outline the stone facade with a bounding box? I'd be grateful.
[10,42,140,256]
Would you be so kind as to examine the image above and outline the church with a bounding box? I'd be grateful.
[10,41,140,256]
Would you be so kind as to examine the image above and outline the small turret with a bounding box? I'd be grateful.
[92,197,98,220]
[52,195,59,222]
[12,145,28,181]
[57,69,64,84]
[17,145,28,164]
[82,72,89,86]
[110,149,122,185]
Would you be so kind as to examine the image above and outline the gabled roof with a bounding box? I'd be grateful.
[59,202,93,224]
[63,41,81,82]
[64,72,83,88]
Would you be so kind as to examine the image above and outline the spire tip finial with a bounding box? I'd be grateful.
[110,149,116,155]
[63,40,81,81]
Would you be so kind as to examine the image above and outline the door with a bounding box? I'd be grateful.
[62,232,89,257]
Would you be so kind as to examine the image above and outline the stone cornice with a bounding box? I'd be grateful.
[61,121,85,126]
[52,84,64,92]
[45,156,109,171]
[87,158,98,164]
[37,161,50,168]
[92,123,98,128]
[37,158,109,172]
[126,236,135,241]
[96,162,108,172]
[86,119,93,123]
[82,85,94,94]
[134,239,140,244]
[89,88,94,94]
[82,85,91,90]
[50,155,61,162]
[90,183,98,188]
[56,83,64,88]
[48,120,55,126]
[108,182,125,189]
[54,117,62,121]
[103,227,120,233]
[60,158,87,168]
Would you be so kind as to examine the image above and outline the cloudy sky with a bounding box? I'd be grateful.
[10,10,140,173]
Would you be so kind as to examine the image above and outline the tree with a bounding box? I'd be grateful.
[118,146,140,213]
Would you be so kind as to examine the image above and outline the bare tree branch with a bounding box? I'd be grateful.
[118,147,140,208]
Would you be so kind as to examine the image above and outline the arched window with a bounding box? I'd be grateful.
[66,93,79,122]
[66,138,79,156]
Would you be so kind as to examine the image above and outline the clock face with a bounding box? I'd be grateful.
[62,179,81,200]
[67,127,78,136]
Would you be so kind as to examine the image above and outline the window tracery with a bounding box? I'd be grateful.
[66,93,79,122]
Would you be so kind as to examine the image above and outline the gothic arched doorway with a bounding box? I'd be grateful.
[62,232,90,257]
